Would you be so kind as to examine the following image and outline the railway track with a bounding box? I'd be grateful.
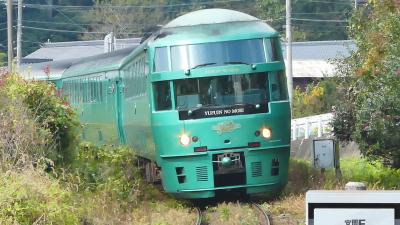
[194,203,271,225]
[251,203,272,225]
[195,207,203,225]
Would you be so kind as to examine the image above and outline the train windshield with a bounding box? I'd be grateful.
[153,38,281,72]
[170,39,266,71]
[174,72,270,119]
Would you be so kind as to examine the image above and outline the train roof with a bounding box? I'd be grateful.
[164,8,259,28]
[149,8,277,47]
[21,9,277,80]
[21,46,136,80]
[63,46,136,77]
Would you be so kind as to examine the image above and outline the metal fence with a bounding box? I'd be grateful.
[291,113,334,141]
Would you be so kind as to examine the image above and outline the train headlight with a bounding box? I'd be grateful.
[179,134,191,146]
[261,127,272,139]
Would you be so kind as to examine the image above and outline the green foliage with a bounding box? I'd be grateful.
[256,0,352,40]
[292,79,337,118]
[0,96,53,171]
[0,170,80,224]
[0,75,80,166]
[69,143,142,204]
[0,52,6,67]
[332,1,400,165]
[82,0,257,39]
[287,158,400,192]
[339,158,400,189]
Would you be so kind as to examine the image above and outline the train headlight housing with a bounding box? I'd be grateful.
[179,134,191,146]
[261,127,272,139]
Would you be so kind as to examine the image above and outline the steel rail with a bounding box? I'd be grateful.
[252,203,271,225]
[195,207,203,225]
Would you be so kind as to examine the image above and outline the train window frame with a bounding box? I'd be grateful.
[153,47,169,72]
[152,80,172,111]
[269,71,288,101]
[170,39,266,72]
[264,38,280,62]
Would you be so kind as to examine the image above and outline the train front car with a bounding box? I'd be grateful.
[148,9,290,199]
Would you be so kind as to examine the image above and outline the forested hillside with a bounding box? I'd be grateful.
[0,0,354,64]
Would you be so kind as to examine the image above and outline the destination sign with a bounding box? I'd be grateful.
[314,208,395,225]
[204,107,245,116]
[178,103,268,120]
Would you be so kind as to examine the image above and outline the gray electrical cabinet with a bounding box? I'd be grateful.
[313,139,337,169]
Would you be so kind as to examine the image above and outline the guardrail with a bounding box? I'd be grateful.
[291,113,334,141]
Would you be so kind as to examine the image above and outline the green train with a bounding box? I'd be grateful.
[25,9,291,199]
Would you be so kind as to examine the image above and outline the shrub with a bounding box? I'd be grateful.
[293,79,337,118]
[0,75,79,166]
[287,158,400,191]
[0,97,53,171]
[332,1,400,166]
[68,143,142,204]
[0,170,79,224]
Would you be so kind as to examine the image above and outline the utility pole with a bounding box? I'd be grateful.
[286,0,293,113]
[354,0,357,9]
[17,0,23,71]
[7,0,13,69]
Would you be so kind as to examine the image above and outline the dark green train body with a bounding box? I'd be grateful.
[26,9,291,199]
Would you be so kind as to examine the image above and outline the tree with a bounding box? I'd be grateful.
[82,0,259,39]
[256,0,352,41]
[0,52,6,67]
[332,0,400,166]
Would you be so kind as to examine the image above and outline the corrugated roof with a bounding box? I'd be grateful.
[24,38,141,62]
[283,40,356,78]
[285,40,356,60]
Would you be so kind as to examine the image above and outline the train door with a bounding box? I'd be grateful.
[115,78,127,144]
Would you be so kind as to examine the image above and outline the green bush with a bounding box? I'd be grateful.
[293,79,337,118]
[0,170,80,224]
[287,158,400,192]
[69,143,142,204]
[0,75,80,166]
[332,1,400,166]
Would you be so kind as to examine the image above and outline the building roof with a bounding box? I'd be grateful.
[284,40,356,78]
[23,36,355,79]
[24,38,141,62]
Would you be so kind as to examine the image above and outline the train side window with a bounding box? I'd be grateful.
[153,81,171,111]
[269,71,288,101]
[265,38,280,62]
[154,47,169,72]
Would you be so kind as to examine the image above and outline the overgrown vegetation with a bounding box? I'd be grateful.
[287,158,400,193]
[332,0,400,166]
[0,73,196,224]
[292,79,337,118]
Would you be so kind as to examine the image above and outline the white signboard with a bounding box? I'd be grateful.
[314,208,395,225]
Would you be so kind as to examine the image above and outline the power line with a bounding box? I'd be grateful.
[22,0,245,10]
[20,19,159,28]
[304,0,352,5]
[21,25,141,35]
[292,11,349,15]
[292,18,348,22]
[22,19,92,26]
[292,23,348,27]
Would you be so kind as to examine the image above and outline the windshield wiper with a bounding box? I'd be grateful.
[224,61,251,65]
[190,62,216,70]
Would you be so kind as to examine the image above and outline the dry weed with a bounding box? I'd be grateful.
[0,97,55,171]
[205,202,259,225]
[262,195,305,225]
